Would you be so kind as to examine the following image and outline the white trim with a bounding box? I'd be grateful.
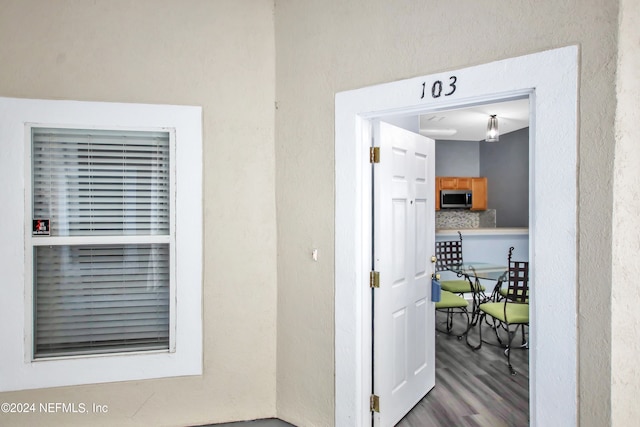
[30,235,172,246]
[335,46,578,427]
[436,227,529,236]
[0,97,203,392]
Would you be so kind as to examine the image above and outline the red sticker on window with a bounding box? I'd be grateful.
[32,219,50,236]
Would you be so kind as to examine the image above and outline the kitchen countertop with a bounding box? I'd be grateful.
[436,227,528,236]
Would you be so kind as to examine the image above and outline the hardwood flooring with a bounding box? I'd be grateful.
[396,311,529,427]
[200,311,529,427]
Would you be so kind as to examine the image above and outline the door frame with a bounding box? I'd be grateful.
[335,46,579,427]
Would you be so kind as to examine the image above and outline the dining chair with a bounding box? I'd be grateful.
[499,285,529,303]
[434,231,482,336]
[434,231,486,295]
[472,247,529,375]
[435,290,470,338]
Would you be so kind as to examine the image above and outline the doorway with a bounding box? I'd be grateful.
[335,46,578,427]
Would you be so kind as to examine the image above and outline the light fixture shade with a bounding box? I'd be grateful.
[486,114,499,142]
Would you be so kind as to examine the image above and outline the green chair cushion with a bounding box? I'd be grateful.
[435,291,469,309]
[440,279,485,294]
[479,302,529,324]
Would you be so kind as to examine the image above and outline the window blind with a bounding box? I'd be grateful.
[31,127,172,358]
[32,128,170,236]
[34,244,169,357]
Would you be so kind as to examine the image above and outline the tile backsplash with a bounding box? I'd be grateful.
[436,209,496,229]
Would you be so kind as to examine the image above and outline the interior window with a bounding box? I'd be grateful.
[30,127,173,358]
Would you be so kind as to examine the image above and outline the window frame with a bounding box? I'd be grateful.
[0,97,202,392]
[25,124,178,360]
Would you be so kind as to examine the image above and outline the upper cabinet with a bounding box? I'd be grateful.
[436,176,487,211]
[470,177,487,211]
[440,177,471,190]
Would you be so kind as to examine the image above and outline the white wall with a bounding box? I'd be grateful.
[275,1,618,426]
[0,1,277,426]
[0,1,634,426]
[612,1,640,425]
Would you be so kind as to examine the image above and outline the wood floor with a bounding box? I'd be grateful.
[201,311,529,427]
[396,311,529,427]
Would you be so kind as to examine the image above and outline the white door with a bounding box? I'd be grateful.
[372,121,436,427]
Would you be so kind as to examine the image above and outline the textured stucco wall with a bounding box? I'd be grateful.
[612,1,640,425]
[274,1,618,426]
[0,1,277,426]
[0,0,630,425]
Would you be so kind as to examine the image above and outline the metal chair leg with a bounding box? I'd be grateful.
[467,312,486,350]
[492,318,506,346]
[445,309,457,334]
[456,309,470,340]
[437,308,470,339]
[506,324,516,375]
[520,324,528,348]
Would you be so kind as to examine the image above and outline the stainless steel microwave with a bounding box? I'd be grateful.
[440,189,472,209]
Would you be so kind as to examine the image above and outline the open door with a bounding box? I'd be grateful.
[372,121,436,426]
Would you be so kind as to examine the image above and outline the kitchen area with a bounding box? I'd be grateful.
[423,98,530,270]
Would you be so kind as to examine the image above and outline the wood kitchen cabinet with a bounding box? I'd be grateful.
[438,177,472,190]
[435,178,442,210]
[456,177,472,189]
[439,177,459,189]
[470,177,487,211]
[435,176,487,211]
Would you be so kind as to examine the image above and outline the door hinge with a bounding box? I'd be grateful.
[370,394,380,413]
[370,271,380,288]
[370,147,380,163]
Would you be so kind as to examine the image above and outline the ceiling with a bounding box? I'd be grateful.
[418,98,529,141]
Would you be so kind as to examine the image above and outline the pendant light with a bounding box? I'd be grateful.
[486,114,499,142]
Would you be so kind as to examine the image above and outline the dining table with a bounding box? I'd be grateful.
[445,261,532,354]
[444,262,509,327]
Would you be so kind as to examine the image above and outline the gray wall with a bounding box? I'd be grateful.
[436,128,529,227]
[480,128,529,227]
[434,140,480,176]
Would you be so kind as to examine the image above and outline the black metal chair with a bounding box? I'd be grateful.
[435,290,470,338]
[434,231,478,337]
[471,247,529,375]
[435,231,486,295]
[435,232,465,291]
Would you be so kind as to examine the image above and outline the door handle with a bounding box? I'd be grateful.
[431,255,437,263]
[431,273,441,280]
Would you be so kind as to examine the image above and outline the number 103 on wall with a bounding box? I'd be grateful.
[421,76,457,99]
